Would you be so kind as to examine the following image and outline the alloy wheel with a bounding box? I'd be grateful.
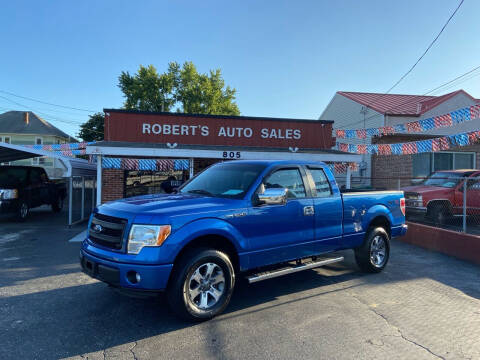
[370,235,387,267]
[187,262,225,310]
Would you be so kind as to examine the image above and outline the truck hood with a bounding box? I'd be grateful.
[98,193,244,219]
[402,185,453,197]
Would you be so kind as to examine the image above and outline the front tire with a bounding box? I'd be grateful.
[429,204,449,225]
[17,201,29,222]
[167,248,235,321]
[355,227,390,273]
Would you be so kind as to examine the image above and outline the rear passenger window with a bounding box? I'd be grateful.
[310,169,332,198]
[29,169,42,185]
[264,169,306,199]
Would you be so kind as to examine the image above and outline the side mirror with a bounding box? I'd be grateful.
[257,187,287,206]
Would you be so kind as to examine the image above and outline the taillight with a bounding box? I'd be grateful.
[400,198,405,216]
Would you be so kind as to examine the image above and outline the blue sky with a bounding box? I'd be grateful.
[1,0,479,139]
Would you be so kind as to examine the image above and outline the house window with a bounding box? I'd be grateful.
[412,152,476,178]
[4,136,10,144]
[32,137,43,165]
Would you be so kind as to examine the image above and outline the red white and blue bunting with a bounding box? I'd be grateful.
[335,104,480,139]
[102,158,190,171]
[336,129,480,155]
[26,141,96,151]
[20,141,95,158]
[325,162,358,174]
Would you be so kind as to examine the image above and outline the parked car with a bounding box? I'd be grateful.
[80,160,407,320]
[0,165,67,221]
[403,169,480,224]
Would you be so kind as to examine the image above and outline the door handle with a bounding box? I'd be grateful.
[303,206,315,216]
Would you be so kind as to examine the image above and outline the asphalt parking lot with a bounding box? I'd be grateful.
[0,209,479,360]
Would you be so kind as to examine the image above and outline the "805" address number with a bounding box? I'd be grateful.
[222,151,241,159]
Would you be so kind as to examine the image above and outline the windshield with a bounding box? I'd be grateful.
[0,167,28,187]
[423,172,464,188]
[180,162,266,199]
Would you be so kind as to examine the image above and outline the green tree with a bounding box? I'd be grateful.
[118,62,240,115]
[79,112,105,141]
[118,64,176,112]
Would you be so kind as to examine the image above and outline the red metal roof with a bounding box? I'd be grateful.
[337,90,477,116]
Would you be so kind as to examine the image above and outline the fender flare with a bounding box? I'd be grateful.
[362,204,394,232]
[168,218,246,260]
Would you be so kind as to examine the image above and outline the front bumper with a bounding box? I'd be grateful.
[0,199,18,218]
[80,249,173,291]
[405,206,427,215]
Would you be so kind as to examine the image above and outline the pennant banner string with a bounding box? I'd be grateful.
[336,129,480,155]
[336,104,480,139]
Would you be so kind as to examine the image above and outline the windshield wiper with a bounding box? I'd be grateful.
[186,189,214,197]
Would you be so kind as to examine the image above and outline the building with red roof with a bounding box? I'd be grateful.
[319,89,480,185]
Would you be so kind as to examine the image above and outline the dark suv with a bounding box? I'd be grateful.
[0,166,66,221]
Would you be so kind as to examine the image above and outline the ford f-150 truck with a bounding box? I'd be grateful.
[80,160,407,320]
[403,169,480,224]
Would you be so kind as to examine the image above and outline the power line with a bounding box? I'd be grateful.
[0,89,97,113]
[0,95,105,136]
[0,94,86,125]
[336,63,480,130]
[360,0,465,114]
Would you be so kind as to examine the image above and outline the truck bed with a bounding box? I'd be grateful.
[341,190,405,248]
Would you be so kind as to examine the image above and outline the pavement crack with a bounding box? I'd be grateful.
[350,292,445,360]
[129,341,138,360]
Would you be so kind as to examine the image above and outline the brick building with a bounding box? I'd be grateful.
[88,109,360,204]
[371,134,479,190]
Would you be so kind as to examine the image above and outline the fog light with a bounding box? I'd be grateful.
[126,271,141,284]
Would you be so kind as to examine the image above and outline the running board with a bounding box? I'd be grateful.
[247,256,344,284]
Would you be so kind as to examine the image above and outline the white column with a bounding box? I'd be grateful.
[189,158,194,178]
[346,166,352,189]
[96,155,102,206]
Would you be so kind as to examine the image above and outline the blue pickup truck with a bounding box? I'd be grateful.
[80,160,407,320]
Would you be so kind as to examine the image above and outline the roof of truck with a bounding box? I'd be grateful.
[217,160,327,166]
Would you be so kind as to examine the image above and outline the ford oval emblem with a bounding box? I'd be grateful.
[93,224,103,233]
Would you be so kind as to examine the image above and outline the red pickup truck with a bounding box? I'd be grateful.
[403,169,480,224]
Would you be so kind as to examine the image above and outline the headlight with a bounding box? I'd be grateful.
[127,224,171,254]
[0,189,18,200]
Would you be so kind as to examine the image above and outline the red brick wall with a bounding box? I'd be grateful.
[371,154,413,189]
[102,169,125,203]
[399,222,480,265]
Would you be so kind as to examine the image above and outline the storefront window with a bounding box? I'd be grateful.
[125,170,187,198]
[454,153,474,169]
[412,152,475,178]
[434,153,453,171]
[412,153,431,178]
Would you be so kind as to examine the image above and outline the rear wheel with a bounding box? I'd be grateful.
[355,227,390,273]
[167,248,235,321]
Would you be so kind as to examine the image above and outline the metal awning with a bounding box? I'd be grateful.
[0,142,96,177]
[86,141,361,162]
[1,143,97,225]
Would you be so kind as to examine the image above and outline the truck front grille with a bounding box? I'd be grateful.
[89,213,127,250]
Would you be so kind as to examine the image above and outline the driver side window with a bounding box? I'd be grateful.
[264,168,306,199]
